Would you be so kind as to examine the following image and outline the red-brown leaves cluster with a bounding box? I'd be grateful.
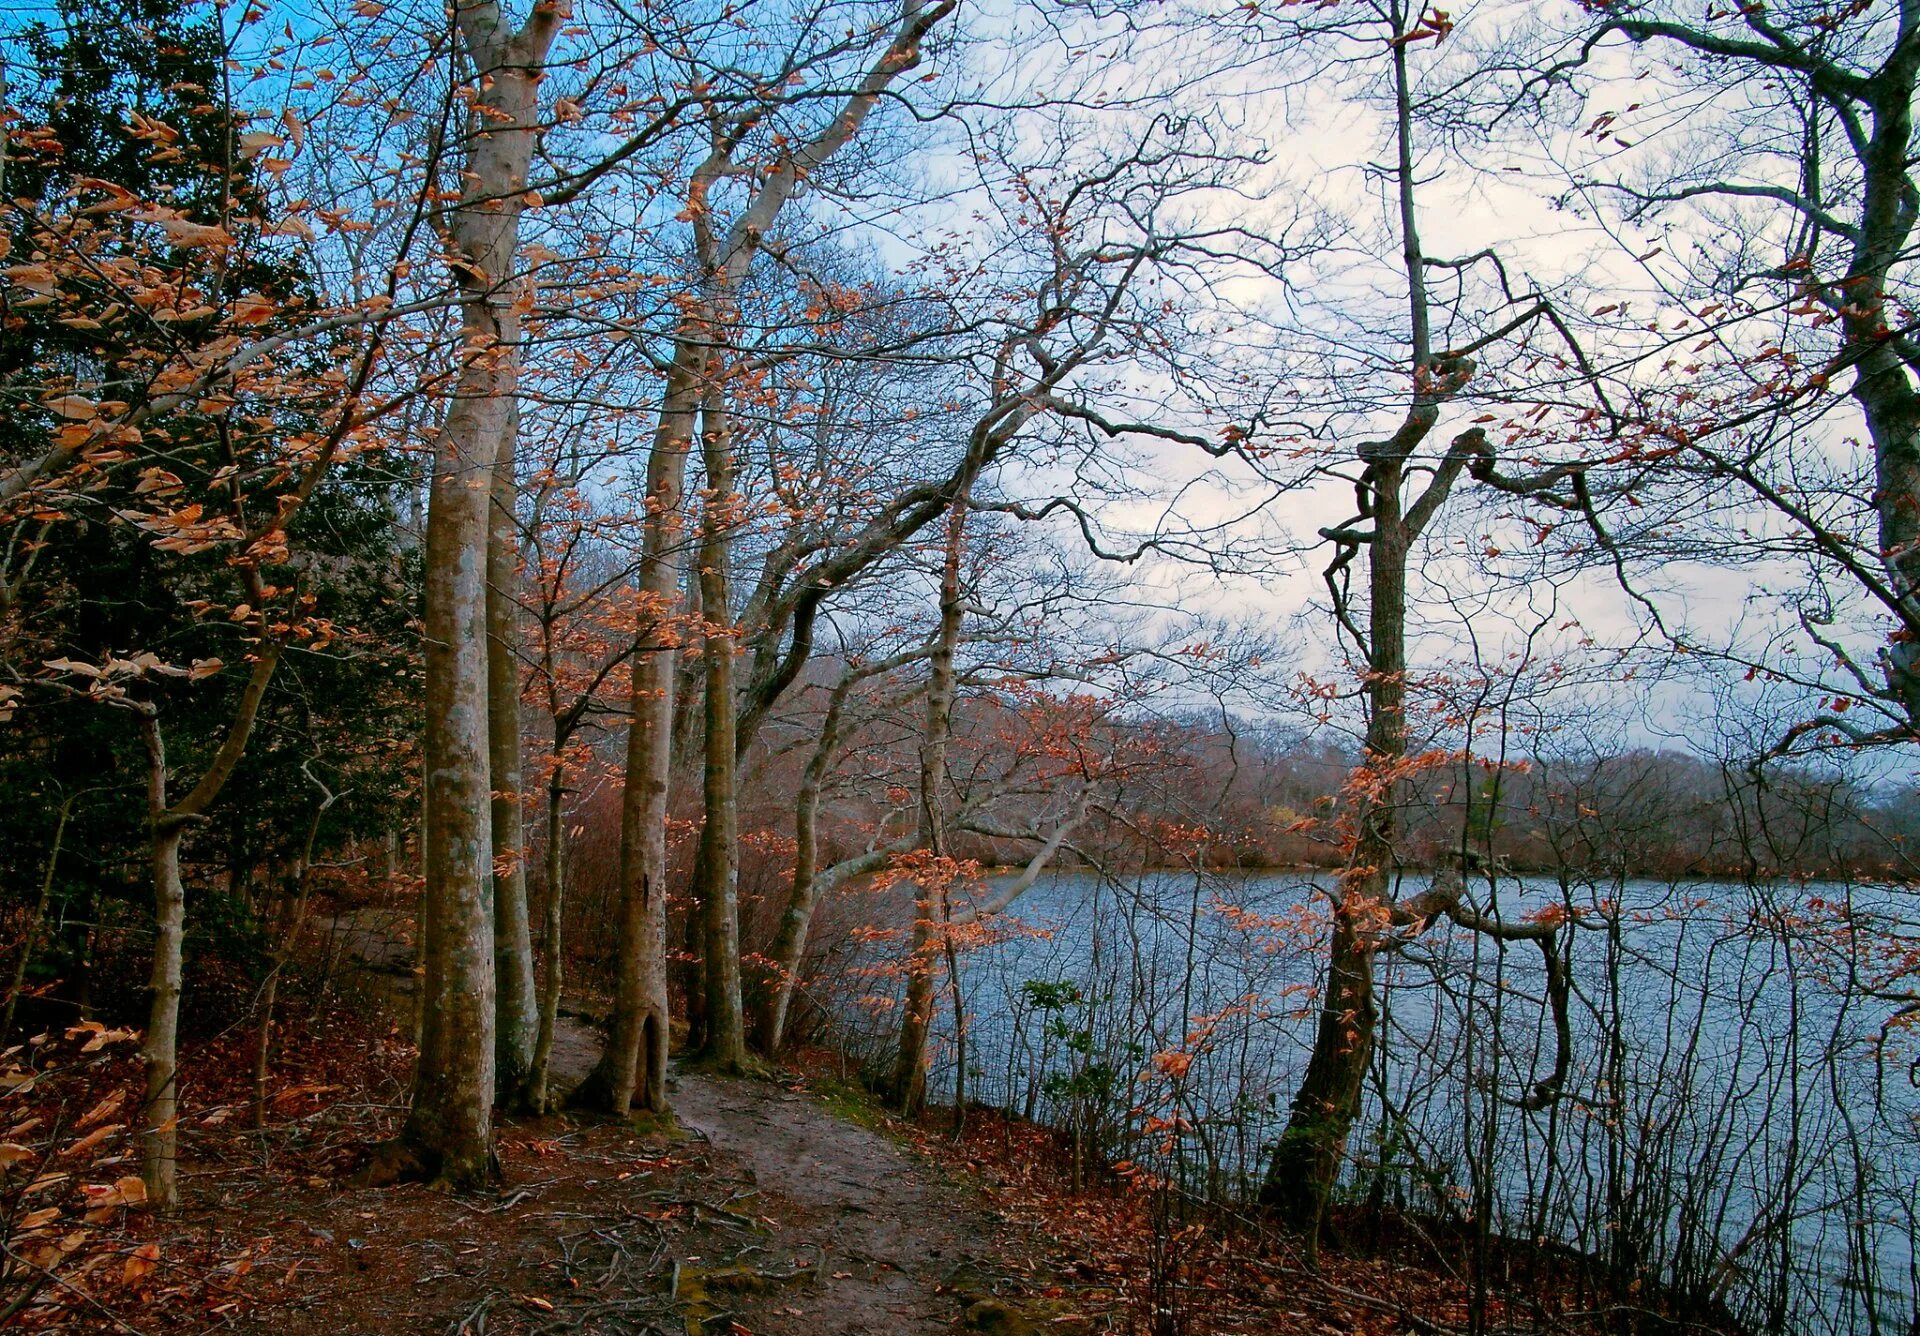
[0,1022,152,1326]
[0,967,411,1330]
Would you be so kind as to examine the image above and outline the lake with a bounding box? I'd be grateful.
[823,868,1920,1335]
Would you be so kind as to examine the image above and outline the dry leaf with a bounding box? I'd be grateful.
[76,1089,127,1129]
[61,1124,124,1158]
[45,395,97,421]
[81,1175,147,1209]
[123,1242,160,1284]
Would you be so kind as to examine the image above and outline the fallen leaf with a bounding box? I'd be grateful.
[81,1175,146,1209]
[61,1124,123,1158]
[76,1089,127,1130]
[123,1241,159,1284]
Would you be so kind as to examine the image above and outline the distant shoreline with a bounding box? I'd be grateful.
[973,861,1889,884]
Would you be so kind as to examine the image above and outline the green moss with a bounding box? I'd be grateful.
[677,1053,775,1080]
[961,1296,1034,1334]
[627,1107,688,1140]
[673,1256,816,1335]
[809,1076,893,1135]
[948,1284,1098,1335]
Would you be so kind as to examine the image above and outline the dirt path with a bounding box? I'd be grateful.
[320,909,1052,1334]
[669,1071,1031,1334]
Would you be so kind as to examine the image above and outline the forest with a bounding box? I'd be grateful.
[1,0,1917,1331]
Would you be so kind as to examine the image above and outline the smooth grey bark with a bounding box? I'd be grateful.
[383,0,558,1187]
[405,377,504,1185]
[489,406,537,1106]
[135,637,282,1207]
[583,0,955,1115]
[694,384,747,1069]
[571,339,700,1116]
[143,815,188,1207]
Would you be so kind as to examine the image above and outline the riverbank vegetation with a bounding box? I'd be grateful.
[2,0,1917,1331]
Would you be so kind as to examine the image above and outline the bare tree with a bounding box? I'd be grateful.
[1238,0,1596,1242]
[374,0,563,1187]
[576,0,958,1111]
[1463,1,1920,752]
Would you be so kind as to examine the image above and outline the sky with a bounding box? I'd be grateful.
[7,0,1901,775]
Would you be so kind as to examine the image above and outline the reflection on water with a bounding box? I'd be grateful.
[838,868,1918,1334]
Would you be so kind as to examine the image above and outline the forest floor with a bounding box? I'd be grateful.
[112,914,1119,1335]
[171,1064,1089,1336]
[19,910,1456,1334]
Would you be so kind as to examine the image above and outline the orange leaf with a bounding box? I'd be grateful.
[61,1124,123,1158]
[76,1089,127,1129]
[45,395,97,421]
[123,1242,160,1284]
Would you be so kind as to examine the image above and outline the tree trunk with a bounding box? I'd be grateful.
[386,18,554,1182]
[756,648,933,1054]
[677,523,708,1054]
[758,792,824,1055]
[695,383,747,1069]
[572,337,702,1116]
[398,364,504,1183]
[528,763,566,1112]
[577,0,953,1107]
[681,844,708,1054]
[490,405,537,1107]
[413,785,430,1051]
[889,494,968,1114]
[1261,455,1408,1239]
[141,815,187,1209]
[1262,22,1455,1241]
[1590,19,1920,734]
[136,639,282,1207]
[1844,76,1920,715]
[757,672,848,1053]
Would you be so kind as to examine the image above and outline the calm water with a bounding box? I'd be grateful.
[875,868,1920,1334]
